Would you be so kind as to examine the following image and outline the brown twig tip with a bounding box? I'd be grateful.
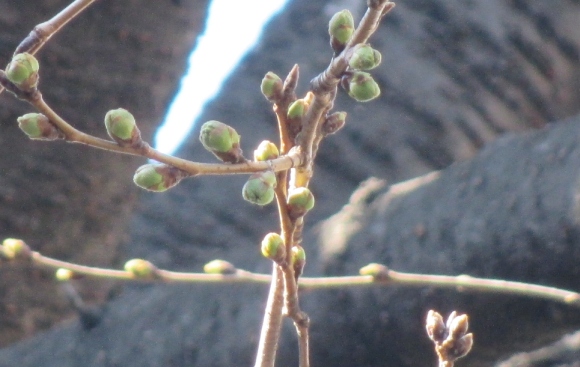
[426,310,473,367]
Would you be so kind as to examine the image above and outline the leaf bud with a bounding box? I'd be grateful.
[343,71,381,102]
[242,171,276,206]
[254,140,279,161]
[17,113,62,140]
[448,313,469,339]
[260,72,283,102]
[55,268,74,282]
[290,245,306,279]
[321,111,347,136]
[359,263,390,281]
[133,163,186,192]
[329,10,354,53]
[287,187,315,219]
[5,53,39,90]
[426,310,447,343]
[261,233,286,264]
[104,108,142,147]
[199,120,244,163]
[451,333,474,359]
[2,238,31,260]
[124,258,158,279]
[349,44,382,70]
[203,259,236,275]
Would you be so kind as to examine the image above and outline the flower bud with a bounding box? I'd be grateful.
[254,140,279,161]
[260,72,283,102]
[343,71,381,102]
[359,263,390,281]
[199,120,244,163]
[329,10,354,52]
[124,258,158,279]
[290,246,306,280]
[55,268,74,282]
[203,259,236,275]
[133,164,187,192]
[349,44,382,70]
[287,99,307,120]
[321,111,347,136]
[5,53,39,90]
[17,113,62,140]
[104,108,142,147]
[261,233,286,264]
[2,238,31,260]
[287,187,315,219]
[242,171,276,206]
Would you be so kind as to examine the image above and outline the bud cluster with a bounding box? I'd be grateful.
[133,163,187,192]
[104,108,142,147]
[124,258,158,279]
[5,53,39,90]
[17,113,62,140]
[426,310,473,365]
[261,233,286,264]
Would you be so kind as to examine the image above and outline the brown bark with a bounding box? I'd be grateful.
[0,0,209,345]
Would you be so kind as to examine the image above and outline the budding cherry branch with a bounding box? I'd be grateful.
[1,1,579,367]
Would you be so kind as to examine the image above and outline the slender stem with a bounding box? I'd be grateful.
[20,251,580,306]
[296,318,310,367]
[14,90,302,177]
[254,265,284,367]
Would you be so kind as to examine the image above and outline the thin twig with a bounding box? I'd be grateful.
[20,252,580,306]
[0,0,98,96]
[254,265,285,367]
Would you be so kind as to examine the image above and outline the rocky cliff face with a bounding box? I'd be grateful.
[1,0,580,366]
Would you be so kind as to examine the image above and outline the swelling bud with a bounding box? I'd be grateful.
[124,258,158,279]
[55,268,74,281]
[329,10,354,52]
[199,120,244,163]
[254,140,279,161]
[2,238,31,260]
[261,233,286,264]
[287,187,315,219]
[343,71,381,102]
[203,259,236,274]
[17,113,61,140]
[5,53,39,90]
[349,44,382,70]
[260,72,283,102]
[290,246,306,279]
[133,163,186,192]
[104,108,142,147]
[242,171,276,206]
[321,111,347,136]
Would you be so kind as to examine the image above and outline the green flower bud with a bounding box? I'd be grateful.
[133,164,185,192]
[55,268,74,281]
[5,53,39,90]
[321,111,347,136]
[290,245,306,279]
[359,263,390,281]
[104,108,142,147]
[344,71,381,102]
[287,99,307,120]
[261,72,283,102]
[124,258,158,279]
[17,113,61,140]
[254,140,279,161]
[203,259,236,275]
[261,233,286,264]
[2,238,31,260]
[329,10,355,52]
[287,187,315,218]
[242,171,276,206]
[349,44,382,70]
[199,120,244,163]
